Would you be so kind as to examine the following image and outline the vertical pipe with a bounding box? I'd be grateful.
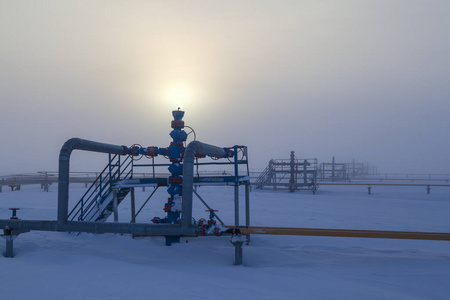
[234,146,240,228]
[245,183,250,243]
[152,157,155,178]
[58,138,128,223]
[130,187,136,223]
[245,184,250,228]
[181,141,227,228]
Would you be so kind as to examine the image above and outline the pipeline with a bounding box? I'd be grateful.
[57,138,129,223]
[0,219,196,236]
[181,141,229,229]
[230,226,450,241]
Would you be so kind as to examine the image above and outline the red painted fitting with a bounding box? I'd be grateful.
[147,147,157,157]
[169,177,182,184]
[164,204,172,212]
[201,224,207,236]
[170,142,183,146]
[171,121,185,128]
[195,153,206,158]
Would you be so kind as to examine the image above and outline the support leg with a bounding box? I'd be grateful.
[245,184,250,244]
[5,237,14,258]
[234,185,239,228]
[230,240,244,265]
[2,230,18,258]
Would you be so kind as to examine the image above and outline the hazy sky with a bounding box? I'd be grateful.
[1,0,449,175]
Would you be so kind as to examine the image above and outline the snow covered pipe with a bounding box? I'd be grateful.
[57,138,128,222]
[181,141,227,229]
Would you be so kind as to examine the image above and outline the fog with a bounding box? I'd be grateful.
[1,1,449,175]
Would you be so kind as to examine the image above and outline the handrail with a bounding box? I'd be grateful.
[69,152,134,222]
[68,155,118,220]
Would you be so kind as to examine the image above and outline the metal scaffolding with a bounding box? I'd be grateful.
[254,151,318,194]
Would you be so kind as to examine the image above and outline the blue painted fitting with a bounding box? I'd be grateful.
[156,148,169,156]
[169,129,188,142]
[168,144,183,160]
[166,211,180,224]
[172,110,185,121]
[168,163,183,176]
[167,184,182,198]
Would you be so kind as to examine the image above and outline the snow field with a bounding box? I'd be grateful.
[1,183,449,299]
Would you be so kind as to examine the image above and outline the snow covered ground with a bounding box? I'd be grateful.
[1,183,449,299]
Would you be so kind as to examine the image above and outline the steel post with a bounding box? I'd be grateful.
[231,240,244,265]
[245,184,250,244]
[4,236,14,258]
[113,189,118,222]
[130,187,136,223]
[234,146,239,228]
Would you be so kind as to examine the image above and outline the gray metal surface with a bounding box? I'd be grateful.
[181,141,226,228]
[57,138,128,222]
[0,220,196,236]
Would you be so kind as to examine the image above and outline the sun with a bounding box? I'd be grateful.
[164,84,194,111]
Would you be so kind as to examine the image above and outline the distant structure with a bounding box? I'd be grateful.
[317,157,377,182]
[254,151,318,194]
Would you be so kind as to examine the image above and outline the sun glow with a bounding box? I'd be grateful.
[164,84,195,111]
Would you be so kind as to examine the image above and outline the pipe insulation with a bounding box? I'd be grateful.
[0,220,196,236]
[58,138,129,222]
[181,141,227,228]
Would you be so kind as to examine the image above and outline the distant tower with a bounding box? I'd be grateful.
[289,151,296,192]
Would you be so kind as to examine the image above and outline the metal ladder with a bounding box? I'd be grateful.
[68,154,133,222]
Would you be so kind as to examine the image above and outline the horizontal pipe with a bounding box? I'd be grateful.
[2,219,448,241]
[58,138,129,222]
[0,220,197,236]
[227,226,450,241]
[317,183,450,187]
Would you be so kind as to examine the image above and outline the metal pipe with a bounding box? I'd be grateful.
[181,141,226,228]
[229,226,450,241]
[58,138,128,223]
[0,220,196,236]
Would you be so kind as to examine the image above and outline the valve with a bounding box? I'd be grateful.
[9,208,19,220]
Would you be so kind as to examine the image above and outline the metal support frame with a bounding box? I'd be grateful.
[0,110,253,262]
[2,228,29,258]
[230,240,244,265]
[3,234,16,258]
[255,152,317,193]
[130,188,136,223]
